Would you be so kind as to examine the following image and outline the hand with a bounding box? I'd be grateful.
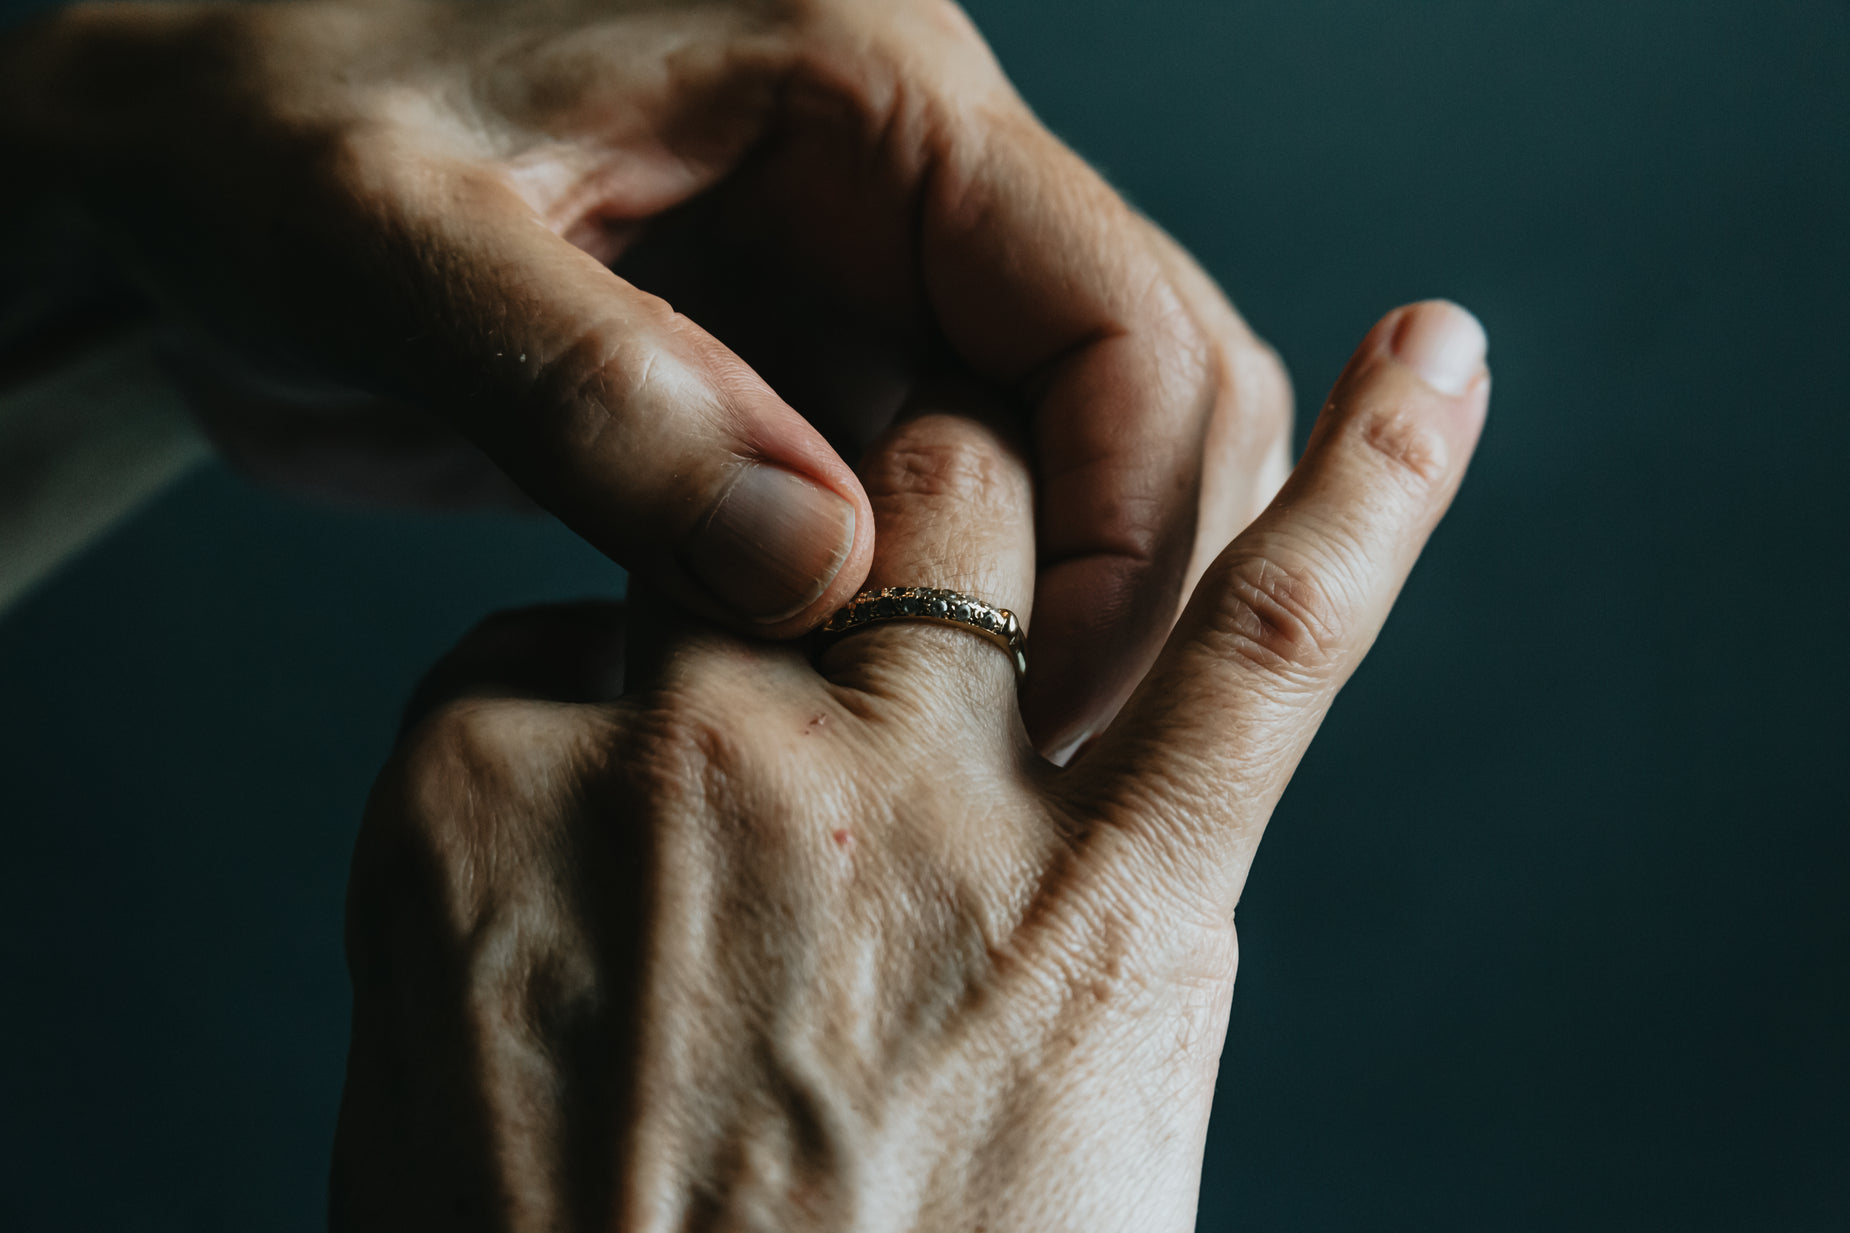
[0,0,1291,753]
[331,301,1487,1231]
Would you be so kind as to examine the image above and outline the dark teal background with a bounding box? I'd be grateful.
[3,1,1846,1229]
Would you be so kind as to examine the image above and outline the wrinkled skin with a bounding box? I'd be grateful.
[0,0,1292,753]
[333,302,1489,1231]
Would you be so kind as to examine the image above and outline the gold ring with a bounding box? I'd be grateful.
[822,586,1027,682]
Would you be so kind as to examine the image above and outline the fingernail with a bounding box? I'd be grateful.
[1044,730,1099,768]
[1390,300,1487,396]
[685,464,857,624]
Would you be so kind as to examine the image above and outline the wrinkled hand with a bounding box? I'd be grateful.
[1,0,1290,751]
[331,302,1487,1231]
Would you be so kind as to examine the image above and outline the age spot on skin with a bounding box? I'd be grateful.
[805,713,828,735]
[832,828,853,849]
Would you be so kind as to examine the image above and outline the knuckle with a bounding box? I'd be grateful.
[349,703,510,949]
[520,321,664,459]
[1205,551,1349,682]
[518,302,743,472]
[394,700,533,839]
[1343,399,1451,489]
[863,417,1025,515]
[618,680,747,805]
[786,0,1012,128]
[363,704,607,1026]
[371,699,584,922]
[618,679,822,855]
[625,700,723,785]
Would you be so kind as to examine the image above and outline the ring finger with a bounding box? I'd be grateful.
[816,379,1037,730]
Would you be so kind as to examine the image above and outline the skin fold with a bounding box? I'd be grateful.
[0,0,1294,754]
[333,301,1490,1231]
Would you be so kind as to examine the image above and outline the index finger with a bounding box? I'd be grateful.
[1074,301,1491,906]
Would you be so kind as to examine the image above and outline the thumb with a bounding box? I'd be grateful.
[378,172,873,632]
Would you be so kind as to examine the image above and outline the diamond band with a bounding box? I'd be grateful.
[822,586,1027,682]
